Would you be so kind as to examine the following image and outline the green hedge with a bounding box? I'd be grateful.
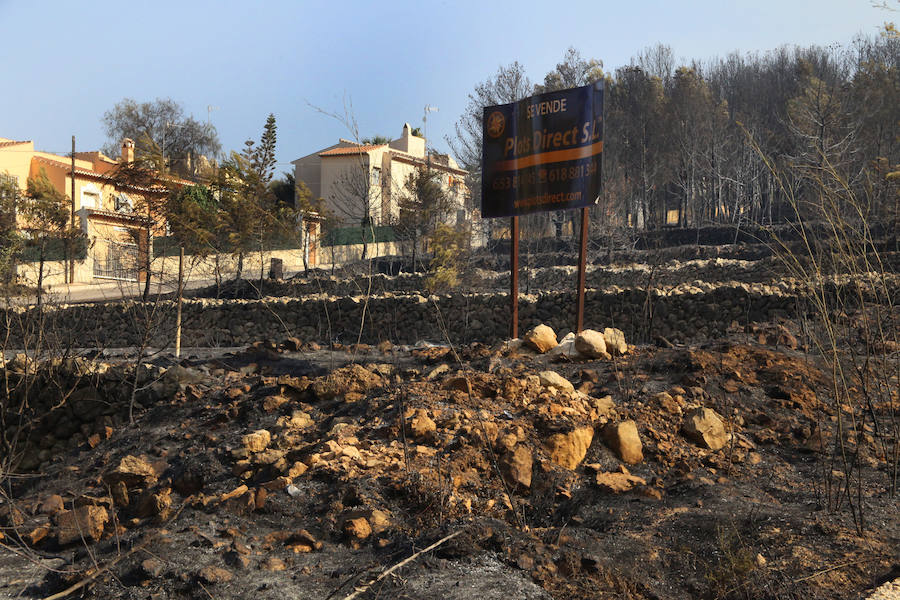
[323,225,396,247]
[152,225,398,257]
[153,233,304,258]
[19,237,87,263]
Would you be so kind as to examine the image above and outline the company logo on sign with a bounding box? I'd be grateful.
[486,111,506,138]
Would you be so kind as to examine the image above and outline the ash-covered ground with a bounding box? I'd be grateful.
[1,237,898,599]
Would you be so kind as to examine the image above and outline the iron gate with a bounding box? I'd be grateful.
[93,240,139,281]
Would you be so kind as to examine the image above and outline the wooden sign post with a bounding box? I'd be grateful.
[510,215,519,339]
[576,206,589,333]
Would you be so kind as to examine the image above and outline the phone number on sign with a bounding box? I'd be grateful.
[491,160,599,190]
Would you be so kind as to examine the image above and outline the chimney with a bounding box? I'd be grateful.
[388,123,425,157]
[121,138,135,163]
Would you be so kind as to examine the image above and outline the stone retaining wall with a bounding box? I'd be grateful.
[197,256,810,299]
[1,283,820,349]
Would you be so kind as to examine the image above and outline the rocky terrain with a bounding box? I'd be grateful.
[1,320,897,599]
[1,236,898,599]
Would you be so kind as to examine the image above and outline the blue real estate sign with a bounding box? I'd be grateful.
[481,82,604,218]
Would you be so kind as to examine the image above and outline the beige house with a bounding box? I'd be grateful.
[291,124,470,228]
[0,137,178,285]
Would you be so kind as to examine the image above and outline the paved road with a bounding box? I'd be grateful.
[8,270,301,305]
[10,278,211,305]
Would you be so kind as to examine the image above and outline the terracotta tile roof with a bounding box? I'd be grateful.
[81,207,152,225]
[389,151,468,175]
[33,156,191,189]
[34,156,107,179]
[0,140,29,148]
[319,144,386,157]
[159,173,195,186]
[73,151,118,164]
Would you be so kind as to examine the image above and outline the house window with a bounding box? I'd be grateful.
[0,174,18,225]
[0,173,18,203]
[371,168,381,186]
[666,209,680,225]
[82,192,99,209]
[81,184,101,209]
[114,193,133,213]
[0,173,18,189]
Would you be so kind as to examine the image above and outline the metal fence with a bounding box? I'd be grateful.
[93,241,139,281]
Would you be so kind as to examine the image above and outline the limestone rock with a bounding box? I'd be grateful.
[603,328,628,356]
[260,557,287,571]
[23,522,51,546]
[602,420,643,464]
[683,408,728,451]
[110,481,129,507]
[544,426,594,470]
[653,392,682,416]
[341,445,362,462]
[252,449,286,465]
[262,395,289,412]
[592,395,616,416]
[141,557,164,577]
[443,375,470,393]
[343,517,372,540]
[538,371,575,394]
[57,506,108,545]
[225,551,250,569]
[285,529,322,552]
[548,332,580,360]
[283,336,303,351]
[163,365,204,386]
[369,509,392,533]
[313,364,383,400]
[287,462,308,478]
[524,324,558,353]
[593,467,647,493]
[279,410,313,430]
[39,495,65,516]
[548,340,580,360]
[135,488,172,519]
[409,408,437,439]
[499,445,533,488]
[198,566,233,584]
[103,455,157,490]
[220,485,249,503]
[575,329,610,359]
[243,430,271,453]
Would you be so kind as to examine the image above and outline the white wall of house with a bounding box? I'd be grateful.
[294,124,469,229]
[291,142,344,200]
[388,123,425,156]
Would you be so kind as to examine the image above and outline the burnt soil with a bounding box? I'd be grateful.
[1,332,897,600]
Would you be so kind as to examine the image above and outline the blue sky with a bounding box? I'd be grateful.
[0,0,891,175]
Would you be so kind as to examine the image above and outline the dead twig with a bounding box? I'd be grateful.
[341,530,462,600]
[792,556,884,583]
[39,496,191,600]
[39,536,154,600]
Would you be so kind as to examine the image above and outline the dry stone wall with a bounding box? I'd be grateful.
[204,256,794,300]
[3,282,812,349]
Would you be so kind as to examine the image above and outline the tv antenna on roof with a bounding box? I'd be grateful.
[424,104,438,161]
